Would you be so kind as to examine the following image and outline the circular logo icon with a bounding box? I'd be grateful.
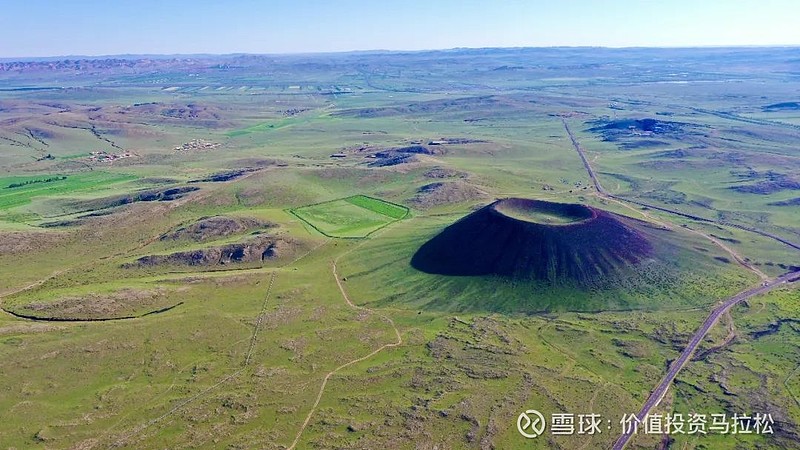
[517,409,547,439]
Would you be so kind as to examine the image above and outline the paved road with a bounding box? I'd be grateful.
[611,271,799,450]
[561,117,800,448]
[563,119,606,194]
[561,118,800,251]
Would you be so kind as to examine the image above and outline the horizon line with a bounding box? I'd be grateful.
[2,44,799,61]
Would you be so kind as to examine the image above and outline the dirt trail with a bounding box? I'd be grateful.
[112,367,246,448]
[560,117,800,449]
[562,118,767,280]
[244,271,277,366]
[578,383,610,450]
[602,192,767,280]
[687,229,768,280]
[0,270,63,301]
[287,245,403,450]
[108,239,328,446]
[785,365,800,409]
[0,170,274,321]
[0,271,68,321]
[692,311,736,361]
[112,271,278,447]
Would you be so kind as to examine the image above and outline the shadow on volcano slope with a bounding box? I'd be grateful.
[411,198,652,285]
[338,198,756,313]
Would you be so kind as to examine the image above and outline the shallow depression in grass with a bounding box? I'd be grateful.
[492,198,594,225]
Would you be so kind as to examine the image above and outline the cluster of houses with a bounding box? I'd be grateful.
[88,150,133,163]
[173,139,221,152]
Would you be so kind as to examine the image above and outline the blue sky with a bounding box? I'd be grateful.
[1,0,798,57]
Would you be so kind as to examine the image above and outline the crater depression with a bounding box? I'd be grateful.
[411,198,654,285]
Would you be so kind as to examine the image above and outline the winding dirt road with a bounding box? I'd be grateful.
[286,260,402,450]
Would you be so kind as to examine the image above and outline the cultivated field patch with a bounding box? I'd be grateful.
[290,195,408,238]
[0,171,136,213]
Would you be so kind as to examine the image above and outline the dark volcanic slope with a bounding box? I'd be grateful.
[411,198,653,285]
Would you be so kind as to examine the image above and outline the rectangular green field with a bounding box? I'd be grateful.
[291,195,408,238]
[344,195,409,219]
[0,171,137,212]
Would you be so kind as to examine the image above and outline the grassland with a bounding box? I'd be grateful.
[496,207,580,224]
[0,172,137,215]
[493,199,590,225]
[290,195,409,238]
[344,195,409,220]
[0,47,798,449]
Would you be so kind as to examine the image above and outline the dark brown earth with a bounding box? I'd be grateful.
[409,181,486,209]
[160,216,275,242]
[423,167,468,179]
[763,102,800,112]
[411,198,653,285]
[0,231,67,254]
[730,173,800,195]
[190,169,255,183]
[393,145,442,155]
[17,288,171,320]
[130,235,299,268]
[586,118,702,150]
[769,197,800,207]
[60,185,200,215]
[367,153,417,167]
[366,145,442,167]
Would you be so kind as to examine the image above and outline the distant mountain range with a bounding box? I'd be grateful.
[2,46,799,77]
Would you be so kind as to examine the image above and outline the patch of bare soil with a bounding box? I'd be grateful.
[730,173,800,195]
[189,168,259,183]
[95,102,233,128]
[160,216,275,242]
[130,235,301,268]
[18,288,170,319]
[60,185,200,214]
[367,153,418,167]
[0,231,67,254]
[423,167,468,179]
[0,323,65,335]
[409,181,486,209]
[333,95,523,118]
[360,144,444,167]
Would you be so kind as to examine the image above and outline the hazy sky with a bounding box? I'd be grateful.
[1,0,798,57]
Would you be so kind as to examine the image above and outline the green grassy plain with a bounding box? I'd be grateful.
[0,48,798,449]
